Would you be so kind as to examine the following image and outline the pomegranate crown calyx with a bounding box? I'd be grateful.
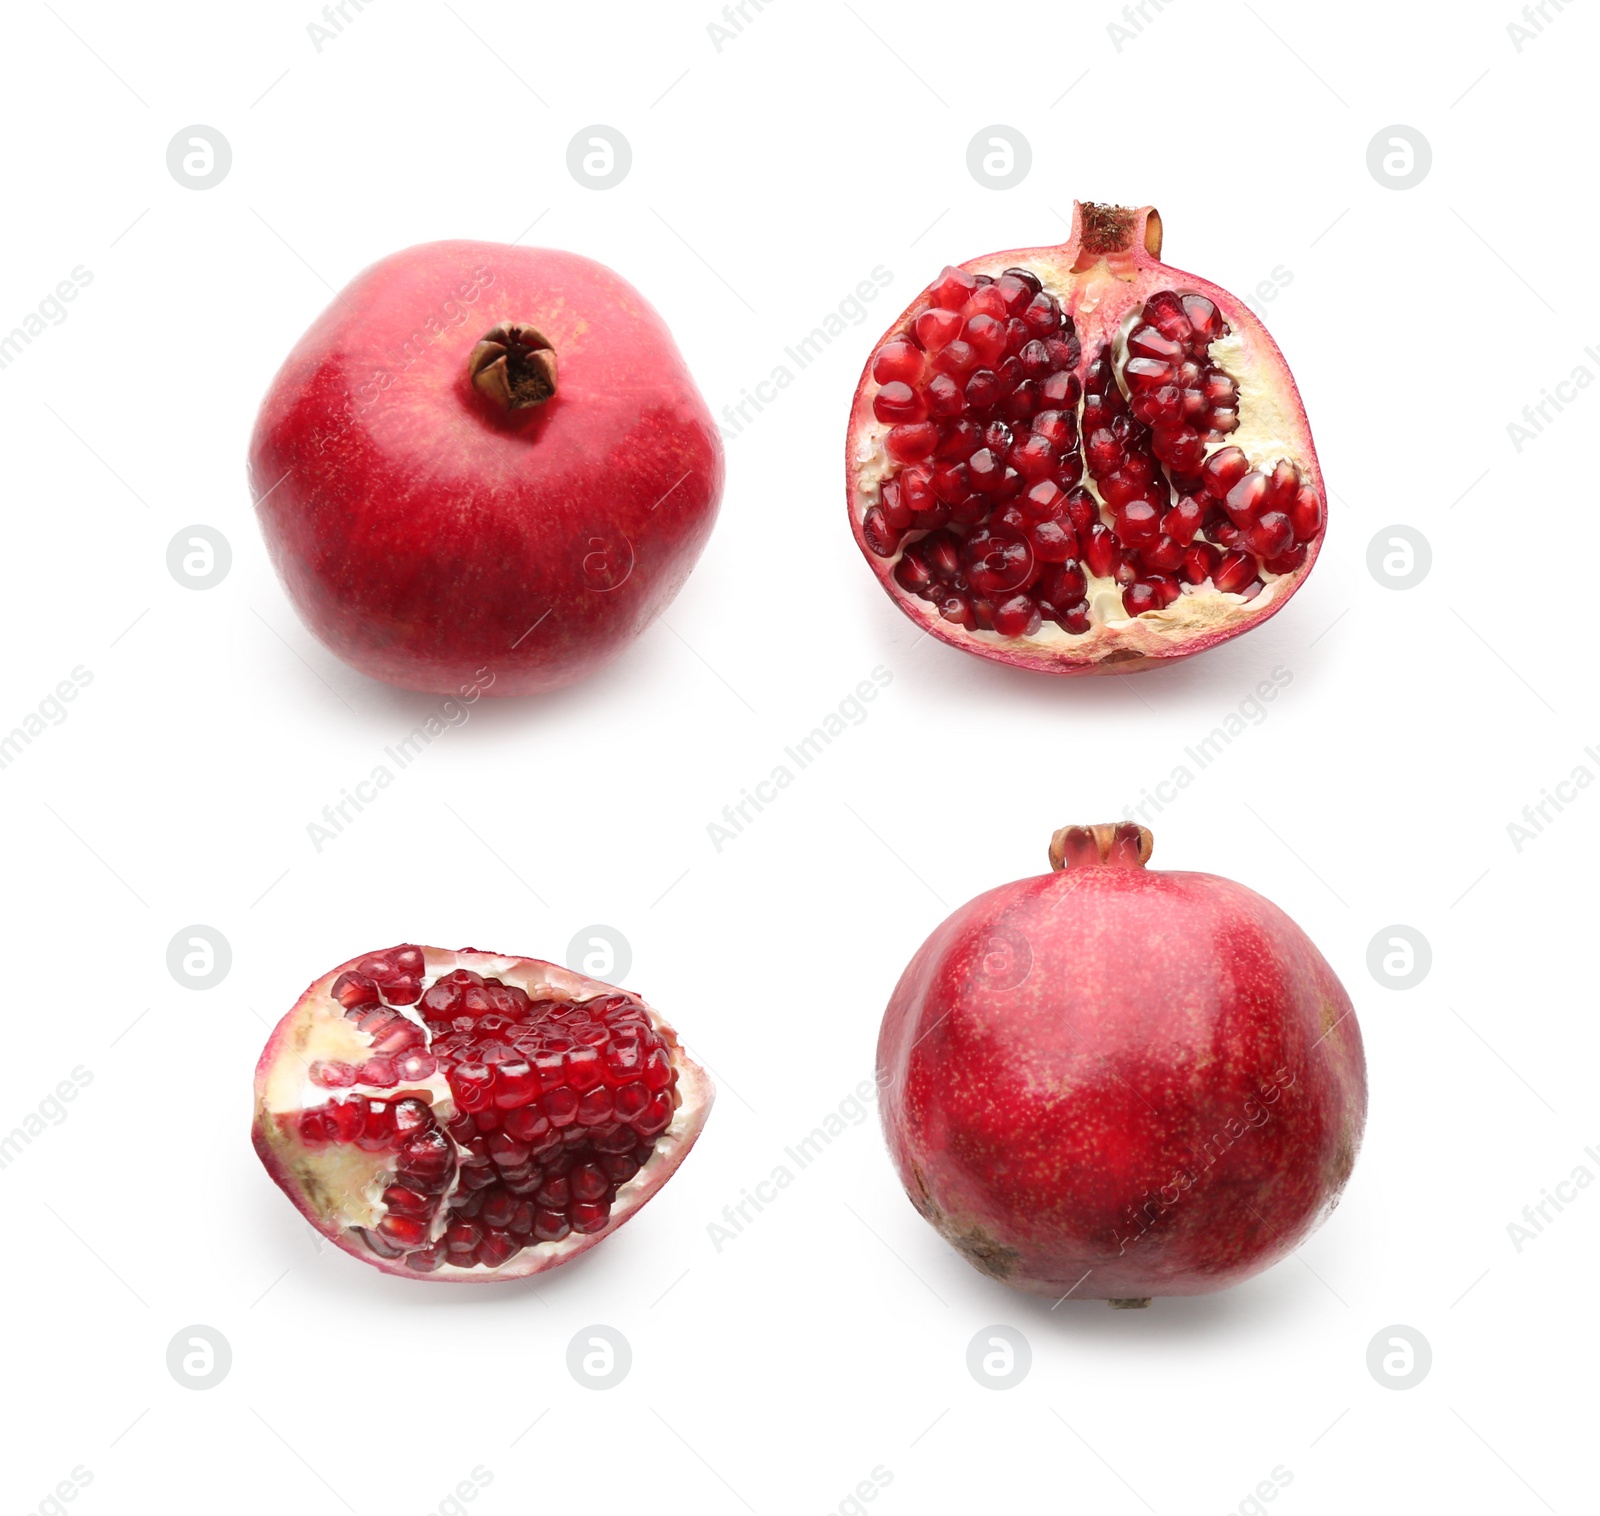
[1049,822,1153,871]
[1070,201,1163,273]
[468,323,559,413]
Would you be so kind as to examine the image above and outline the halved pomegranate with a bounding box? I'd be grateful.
[846,202,1326,673]
[252,945,712,1281]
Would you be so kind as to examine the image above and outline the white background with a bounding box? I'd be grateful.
[2,1,1595,1512]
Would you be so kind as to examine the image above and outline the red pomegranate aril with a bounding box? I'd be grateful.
[885,423,939,463]
[872,340,924,384]
[1201,446,1250,499]
[925,374,964,417]
[1213,550,1257,594]
[967,449,1004,493]
[1083,523,1117,579]
[1122,581,1159,616]
[873,382,925,424]
[1021,480,1065,519]
[914,307,964,352]
[1029,518,1078,563]
[1058,601,1091,634]
[965,529,1034,595]
[1245,511,1294,559]
[1162,496,1205,546]
[965,370,1003,410]
[861,507,900,559]
[1181,543,1221,585]
[311,1061,356,1088]
[1141,534,1185,574]
[939,592,977,629]
[1009,432,1056,480]
[1114,500,1160,547]
[964,314,1008,365]
[932,266,977,308]
[933,340,978,376]
[894,551,935,597]
[992,594,1043,636]
[1261,540,1306,574]
[1290,487,1325,540]
[1224,471,1270,526]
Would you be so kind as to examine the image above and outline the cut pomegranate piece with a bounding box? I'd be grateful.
[847,201,1327,673]
[252,946,713,1282]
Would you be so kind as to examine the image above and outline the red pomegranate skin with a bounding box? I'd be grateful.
[249,241,723,696]
[877,825,1366,1301]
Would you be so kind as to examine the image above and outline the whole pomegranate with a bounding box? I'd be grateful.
[250,242,723,696]
[252,945,712,1281]
[877,824,1365,1305]
[846,203,1325,672]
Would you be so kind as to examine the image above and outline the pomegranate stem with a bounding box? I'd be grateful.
[467,323,558,412]
[1048,822,1153,871]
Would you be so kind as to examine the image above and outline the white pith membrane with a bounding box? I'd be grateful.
[253,946,713,1281]
[846,210,1323,672]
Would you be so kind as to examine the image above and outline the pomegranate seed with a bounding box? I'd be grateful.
[968,448,1004,493]
[1213,550,1257,594]
[1029,518,1078,563]
[1009,432,1056,480]
[872,340,923,385]
[964,285,1009,321]
[931,266,978,309]
[963,313,1007,365]
[873,382,926,424]
[1224,471,1270,526]
[1264,544,1308,575]
[1114,500,1160,548]
[1122,582,1159,617]
[1141,535,1185,574]
[938,592,977,628]
[1022,292,1060,336]
[1245,511,1294,559]
[311,1061,356,1088]
[914,307,964,352]
[991,594,1040,637]
[964,529,1034,595]
[1201,447,1249,499]
[1084,523,1118,579]
[933,340,978,376]
[885,423,938,463]
[925,374,964,417]
[1290,486,1324,540]
[965,370,1003,410]
[862,506,900,558]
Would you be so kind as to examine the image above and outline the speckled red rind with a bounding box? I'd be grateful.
[845,203,1326,675]
[876,862,1365,1299]
[250,241,724,697]
[252,947,714,1283]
